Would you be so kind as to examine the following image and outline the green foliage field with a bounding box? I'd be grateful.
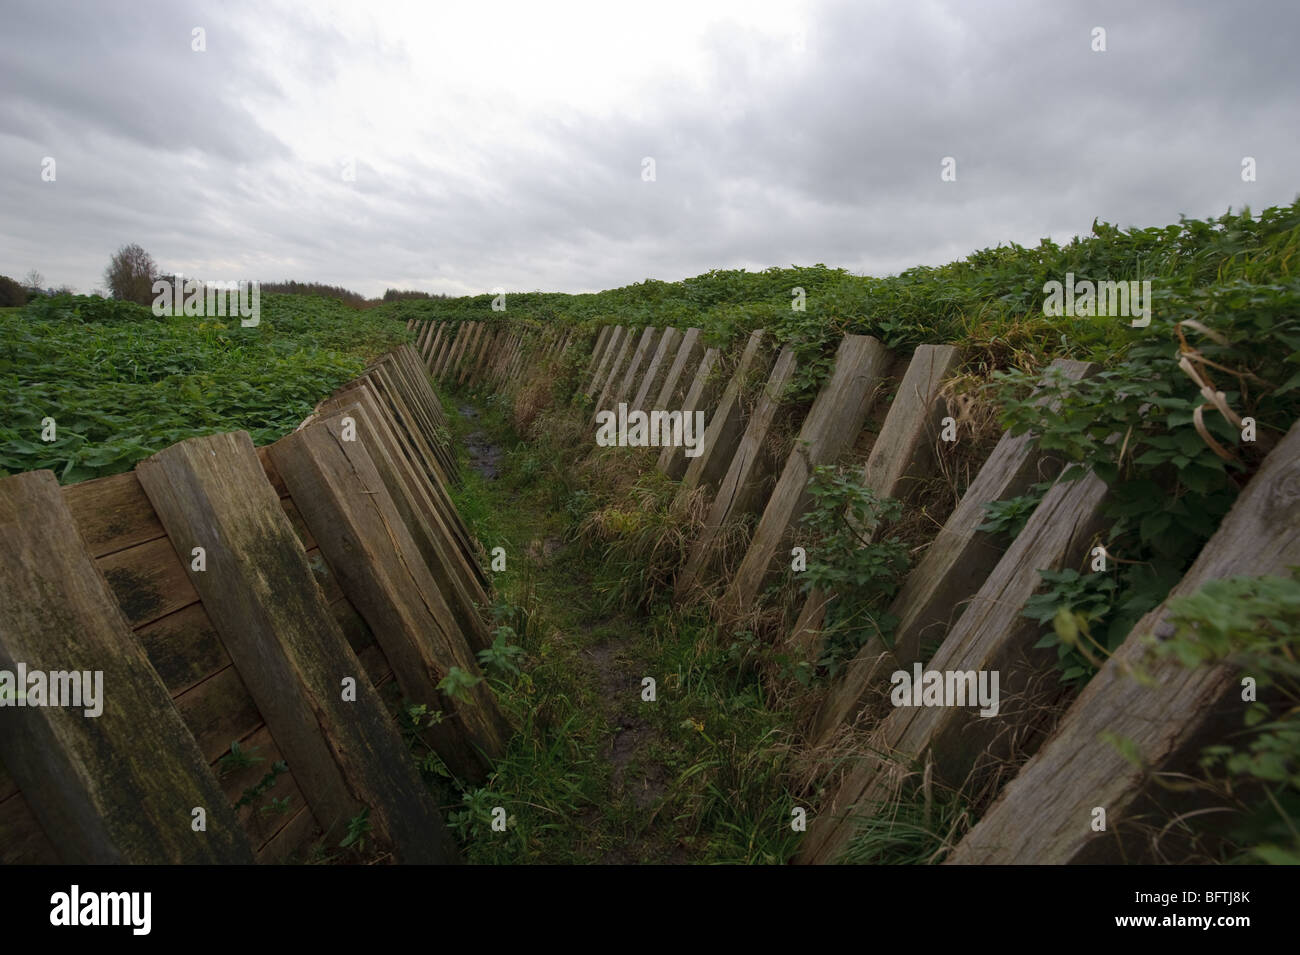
[0,293,408,484]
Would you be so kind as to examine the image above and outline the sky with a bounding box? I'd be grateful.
[2,0,1297,299]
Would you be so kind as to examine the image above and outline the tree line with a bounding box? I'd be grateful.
[1,243,452,308]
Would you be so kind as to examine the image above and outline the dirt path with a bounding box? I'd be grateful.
[458,405,680,862]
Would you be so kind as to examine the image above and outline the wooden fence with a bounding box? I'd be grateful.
[405,316,1295,866]
[0,345,498,864]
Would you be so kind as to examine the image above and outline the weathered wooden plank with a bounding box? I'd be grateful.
[136,602,231,698]
[437,321,471,381]
[460,325,491,386]
[594,327,635,412]
[658,346,722,480]
[613,327,660,408]
[653,328,703,412]
[587,326,625,398]
[62,470,165,557]
[98,536,199,629]
[269,412,509,779]
[677,346,799,598]
[451,323,480,380]
[587,326,613,378]
[173,665,265,764]
[255,801,321,863]
[681,330,768,494]
[632,327,680,413]
[719,335,892,615]
[431,322,461,378]
[425,322,446,369]
[469,327,501,386]
[860,345,963,499]
[0,787,60,864]
[947,418,1300,864]
[0,469,254,863]
[797,464,1112,864]
[313,391,491,640]
[136,431,459,863]
[808,358,1099,747]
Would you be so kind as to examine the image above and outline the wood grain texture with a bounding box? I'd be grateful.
[658,346,721,480]
[947,418,1300,864]
[798,463,1112,864]
[269,413,508,780]
[721,335,892,614]
[594,327,634,412]
[586,327,623,396]
[808,358,1098,748]
[136,431,458,863]
[62,470,165,557]
[0,469,253,863]
[653,327,703,412]
[632,327,681,413]
[677,346,799,598]
[681,330,768,493]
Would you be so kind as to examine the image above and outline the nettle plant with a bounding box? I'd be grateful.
[993,277,1300,684]
[1148,572,1300,864]
[799,465,910,677]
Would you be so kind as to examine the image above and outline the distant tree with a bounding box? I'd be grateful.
[382,288,450,301]
[22,269,44,293]
[104,243,159,305]
[259,279,369,306]
[0,275,27,307]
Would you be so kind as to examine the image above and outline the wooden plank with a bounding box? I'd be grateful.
[173,665,266,764]
[947,418,1300,864]
[719,335,892,614]
[136,431,459,863]
[314,390,492,632]
[425,322,446,369]
[594,327,634,411]
[808,358,1099,747]
[587,326,612,377]
[0,788,61,864]
[859,345,963,500]
[431,322,460,378]
[632,327,679,412]
[677,345,799,598]
[587,326,624,397]
[682,330,768,493]
[613,327,660,407]
[460,325,491,386]
[269,413,509,780]
[255,801,320,863]
[62,470,165,557]
[658,346,722,480]
[136,602,231,697]
[0,469,254,863]
[98,536,200,629]
[653,328,703,412]
[434,322,467,380]
[468,327,500,386]
[797,463,1112,864]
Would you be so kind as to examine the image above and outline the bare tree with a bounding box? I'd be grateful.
[104,244,159,305]
[22,269,44,292]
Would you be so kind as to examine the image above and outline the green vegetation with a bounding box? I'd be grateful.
[1153,572,1300,865]
[797,466,911,678]
[1,292,408,483]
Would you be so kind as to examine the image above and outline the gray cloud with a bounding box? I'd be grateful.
[1,0,1296,298]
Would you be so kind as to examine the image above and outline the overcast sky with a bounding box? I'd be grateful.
[2,0,1297,299]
